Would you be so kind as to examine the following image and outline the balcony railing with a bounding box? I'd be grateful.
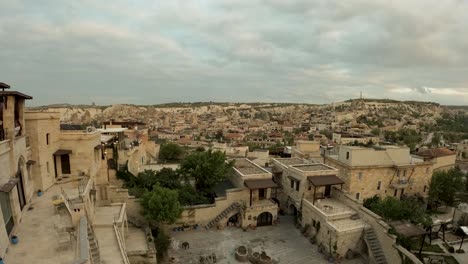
[390,178,414,189]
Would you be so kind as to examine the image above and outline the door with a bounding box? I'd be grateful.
[324,185,331,197]
[61,155,71,174]
[16,170,26,210]
[0,192,14,235]
[257,212,273,226]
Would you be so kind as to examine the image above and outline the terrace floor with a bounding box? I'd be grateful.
[4,184,77,264]
[166,216,364,264]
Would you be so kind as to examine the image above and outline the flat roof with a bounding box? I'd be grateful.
[275,158,307,166]
[97,128,128,133]
[233,159,270,176]
[292,163,335,172]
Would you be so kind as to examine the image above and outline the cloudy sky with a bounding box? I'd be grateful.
[1,0,468,106]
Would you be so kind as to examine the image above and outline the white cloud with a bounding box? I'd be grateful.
[0,0,468,105]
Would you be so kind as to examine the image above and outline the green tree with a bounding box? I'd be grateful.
[428,168,465,206]
[177,184,210,205]
[159,143,185,162]
[179,149,234,196]
[140,185,183,224]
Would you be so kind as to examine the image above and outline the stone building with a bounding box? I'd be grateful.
[324,145,433,201]
[0,85,155,263]
[175,158,279,229]
[271,158,341,215]
[415,147,456,172]
[0,86,34,256]
[26,111,102,192]
[332,132,379,145]
[291,140,321,159]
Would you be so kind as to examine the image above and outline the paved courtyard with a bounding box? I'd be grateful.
[167,216,364,264]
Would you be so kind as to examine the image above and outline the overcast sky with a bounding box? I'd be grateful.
[1,0,468,106]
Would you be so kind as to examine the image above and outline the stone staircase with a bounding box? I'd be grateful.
[364,228,387,264]
[205,202,240,229]
[88,224,101,264]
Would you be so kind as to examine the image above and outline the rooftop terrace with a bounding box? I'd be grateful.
[233,159,270,176]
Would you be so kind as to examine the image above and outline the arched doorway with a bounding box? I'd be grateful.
[16,157,26,210]
[257,212,273,226]
[289,204,298,216]
[227,213,242,227]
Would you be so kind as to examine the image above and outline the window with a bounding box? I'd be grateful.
[46,133,50,145]
[46,162,50,173]
[290,179,294,189]
[358,172,363,181]
[308,185,312,190]
[394,189,398,197]
[346,152,350,159]
[377,181,381,190]
[355,192,360,200]
[403,170,407,177]
[295,181,300,191]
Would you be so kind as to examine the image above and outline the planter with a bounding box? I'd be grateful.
[235,245,248,262]
[0,257,4,264]
[37,190,43,197]
[11,235,18,244]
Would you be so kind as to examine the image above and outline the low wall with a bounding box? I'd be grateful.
[172,187,248,227]
[331,188,402,264]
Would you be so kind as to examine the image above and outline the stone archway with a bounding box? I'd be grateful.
[257,212,273,226]
[289,204,298,216]
[16,156,27,210]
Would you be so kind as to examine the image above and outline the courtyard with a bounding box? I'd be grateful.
[166,216,364,264]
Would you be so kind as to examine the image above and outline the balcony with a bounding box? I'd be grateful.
[390,178,413,189]
[249,198,278,211]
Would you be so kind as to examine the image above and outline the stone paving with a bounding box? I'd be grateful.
[167,216,364,264]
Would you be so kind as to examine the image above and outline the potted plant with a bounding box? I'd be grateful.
[37,189,43,197]
[11,235,19,244]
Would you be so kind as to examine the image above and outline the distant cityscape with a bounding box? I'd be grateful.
[1,82,467,264]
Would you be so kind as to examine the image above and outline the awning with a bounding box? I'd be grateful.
[0,178,19,192]
[53,149,72,156]
[94,144,103,150]
[244,179,278,189]
[308,175,344,186]
[26,160,36,165]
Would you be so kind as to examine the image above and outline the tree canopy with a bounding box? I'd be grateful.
[364,195,432,227]
[140,185,183,224]
[428,167,465,206]
[159,143,185,162]
[179,149,233,196]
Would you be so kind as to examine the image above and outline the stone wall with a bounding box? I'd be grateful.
[301,199,363,256]
[325,157,432,201]
[331,188,402,264]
